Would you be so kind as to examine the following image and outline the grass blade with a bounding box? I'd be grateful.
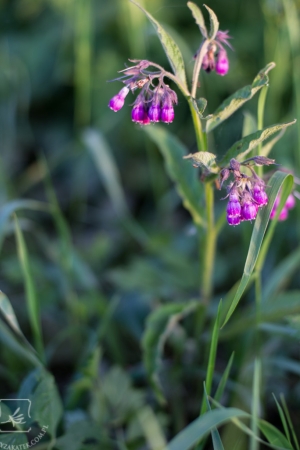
[203,384,225,450]
[250,359,261,450]
[200,301,222,415]
[14,215,44,360]
[280,395,300,450]
[272,395,291,445]
[214,352,235,402]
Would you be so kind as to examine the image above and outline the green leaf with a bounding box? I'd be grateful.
[219,120,296,168]
[0,199,48,255]
[187,2,208,38]
[250,359,261,450]
[221,292,300,339]
[261,128,287,157]
[14,216,44,359]
[55,420,112,450]
[144,126,206,227]
[163,408,249,450]
[19,367,63,438]
[214,352,234,402]
[203,385,225,450]
[130,0,187,89]
[258,420,293,449]
[272,395,291,445]
[280,395,300,450]
[82,129,128,217]
[142,301,197,404]
[190,97,208,118]
[205,63,276,133]
[0,290,35,352]
[184,151,218,174]
[222,171,293,327]
[203,5,219,40]
[0,319,41,367]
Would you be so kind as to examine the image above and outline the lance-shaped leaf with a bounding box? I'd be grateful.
[130,0,188,90]
[205,63,276,133]
[187,2,208,38]
[144,126,206,227]
[219,120,296,168]
[204,4,219,40]
[142,301,197,404]
[222,171,294,327]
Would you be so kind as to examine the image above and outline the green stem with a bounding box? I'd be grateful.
[202,183,216,302]
[188,101,216,302]
[191,40,210,98]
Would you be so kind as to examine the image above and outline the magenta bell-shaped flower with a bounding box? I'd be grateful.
[215,50,229,76]
[148,104,161,122]
[252,184,268,207]
[285,194,296,210]
[161,104,174,123]
[131,103,145,123]
[241,198,258,221]
[108,86,130,112]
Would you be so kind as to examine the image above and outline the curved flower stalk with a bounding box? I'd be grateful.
[108,60,178,125]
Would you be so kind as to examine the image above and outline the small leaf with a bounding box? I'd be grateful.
[183,151,218,173]
[222,171,293,327]
[144,126,206,227]
[19,367,63,438]
[142,301,197,404]
[205,63,276,133]
[219,120,296,168]
[190,97,208,118]
[203,5,219,40]
[187,2,208,38]
[130,0,187,89]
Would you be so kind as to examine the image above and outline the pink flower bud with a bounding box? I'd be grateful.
[108,87,130,112]
[216,50,229,76]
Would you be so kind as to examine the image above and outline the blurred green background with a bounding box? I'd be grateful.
[1,0,300,448]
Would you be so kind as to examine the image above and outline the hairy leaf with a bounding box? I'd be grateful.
[205,63,276,133]
[187,2,208,38]
[204,4,219,40]
[184,151,218,173]
[219,120,296,167]
[130,0,187,89]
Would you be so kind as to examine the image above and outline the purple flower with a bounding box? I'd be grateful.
[148,93,161,122]
[131,103,146,123]
[161,104,174,123]
[270,193,296,221]
[241,196,258,221]
[215,49,229,76]
[227,215,241,226]
[108,87,130,112]
[252,184,268,207]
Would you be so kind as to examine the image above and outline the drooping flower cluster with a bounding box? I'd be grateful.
[108,60,178,125]
[197,30,232,76]
[270,192,296,221]
[220,157,274,226]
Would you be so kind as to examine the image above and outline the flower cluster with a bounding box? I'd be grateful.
[197,30,232,76]
[220,157,275,226]
[270,192,296,221]
[108,60,178,125]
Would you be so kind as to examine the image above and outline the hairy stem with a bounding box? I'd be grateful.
[191,40,210,98]
[188,100,216,303]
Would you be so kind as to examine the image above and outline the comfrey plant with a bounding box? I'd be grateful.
[108,2,297,446]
